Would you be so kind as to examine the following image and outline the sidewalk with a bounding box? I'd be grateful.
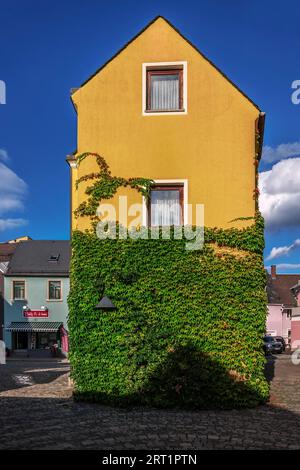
[1,354,300,449]
[6,356,69,363]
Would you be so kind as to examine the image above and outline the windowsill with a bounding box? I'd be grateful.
[46,299,63,302]
[148,224,184,227]
[144,108,185,114]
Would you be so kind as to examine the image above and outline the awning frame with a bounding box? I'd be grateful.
[5,322,63,333]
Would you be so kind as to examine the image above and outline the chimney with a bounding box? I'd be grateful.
[271,265,277,279]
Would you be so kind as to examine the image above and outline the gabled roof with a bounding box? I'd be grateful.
[71,16,261,112]
[291,282,300,296]
[267,272,300,307]
[6,240,70,277]
[0,243,17,262]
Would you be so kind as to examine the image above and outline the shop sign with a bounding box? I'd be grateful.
[23,310,49,318]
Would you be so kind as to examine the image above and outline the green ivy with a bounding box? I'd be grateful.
[74,152,153,225]
[68,213,268,408]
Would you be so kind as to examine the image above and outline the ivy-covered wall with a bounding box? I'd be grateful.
[68,214,268,408]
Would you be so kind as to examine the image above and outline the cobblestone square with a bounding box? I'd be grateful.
[0,354,300,449]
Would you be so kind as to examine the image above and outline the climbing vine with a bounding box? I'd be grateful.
[69,152,268,409]
[254,127,261,209]
[68,212,268,408]
[74,152,153,225]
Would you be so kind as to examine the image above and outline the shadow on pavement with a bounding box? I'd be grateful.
[0,394,300,449]
[264,354,276,384]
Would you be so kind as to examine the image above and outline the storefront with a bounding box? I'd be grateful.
[3,239,70,356]
[6,321,65,353]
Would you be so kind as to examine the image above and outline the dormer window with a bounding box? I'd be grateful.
[142,62,187,115]
[48,254,60,262]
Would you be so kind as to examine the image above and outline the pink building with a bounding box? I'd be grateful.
[266,304,291,344]
[290,283,300,350]
[266,265,300,348]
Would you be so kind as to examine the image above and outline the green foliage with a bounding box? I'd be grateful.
[68,213,269,408]
[74,152,153,224]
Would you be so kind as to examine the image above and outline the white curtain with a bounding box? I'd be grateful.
[151,190,181,226]
[150,74,179,110]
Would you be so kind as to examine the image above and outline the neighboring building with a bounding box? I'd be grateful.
[266,264,300,348]
[67,16,265,233]
[290,282,300,349]
[6,235,32,244]
[3,240,70,356]
[0,242,20,340]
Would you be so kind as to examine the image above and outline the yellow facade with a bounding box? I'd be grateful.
[69,17,264,232]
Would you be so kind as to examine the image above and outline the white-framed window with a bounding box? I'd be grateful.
[12,280,26,300]
[142,179,188,226]
[142,62,187,115]
[48,280,62,301]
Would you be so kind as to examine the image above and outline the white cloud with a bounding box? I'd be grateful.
[266,239,300,261]
[0,163,27,215]
[259,157,300,230]
[0,149,9,162]
[262,142,300,163]
[266,263,300,271]
[0,152,28,232]
[0,218,27,232]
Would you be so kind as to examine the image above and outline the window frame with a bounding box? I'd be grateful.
[47,279,63,302]
[146,68,183,112]
[147,183,184,227]
[142,62,187,116]
[12,280,26,301]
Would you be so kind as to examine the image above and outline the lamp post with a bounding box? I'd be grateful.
[95,296,117,311]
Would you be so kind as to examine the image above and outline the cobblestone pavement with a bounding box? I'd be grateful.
[0,354,300,450]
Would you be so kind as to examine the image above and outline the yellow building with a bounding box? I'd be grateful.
[67,16,265,232]
[6,236,32,244]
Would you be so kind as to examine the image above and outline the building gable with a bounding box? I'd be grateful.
[69,16,264,232]
[71,16,259,113]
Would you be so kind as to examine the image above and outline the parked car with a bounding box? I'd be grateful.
[263,335,284,355]
[263,336,273,355]
[274,336,286,352]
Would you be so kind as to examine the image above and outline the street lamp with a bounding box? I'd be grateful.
[95,295,117,311]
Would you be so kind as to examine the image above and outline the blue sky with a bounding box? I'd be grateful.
[0,0,300,271]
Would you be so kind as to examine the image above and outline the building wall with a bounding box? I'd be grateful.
[0,273,4,340]
[291,316,300,350]
[3,276,69,349]
[0,243,16,340]
[266,304,291,342]
[70,17,260,232]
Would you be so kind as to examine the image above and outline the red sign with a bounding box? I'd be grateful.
[23,310,48,318]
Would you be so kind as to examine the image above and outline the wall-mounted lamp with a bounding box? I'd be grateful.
[95,296,117,311]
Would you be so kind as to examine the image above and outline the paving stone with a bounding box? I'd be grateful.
[0,355,300,449]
